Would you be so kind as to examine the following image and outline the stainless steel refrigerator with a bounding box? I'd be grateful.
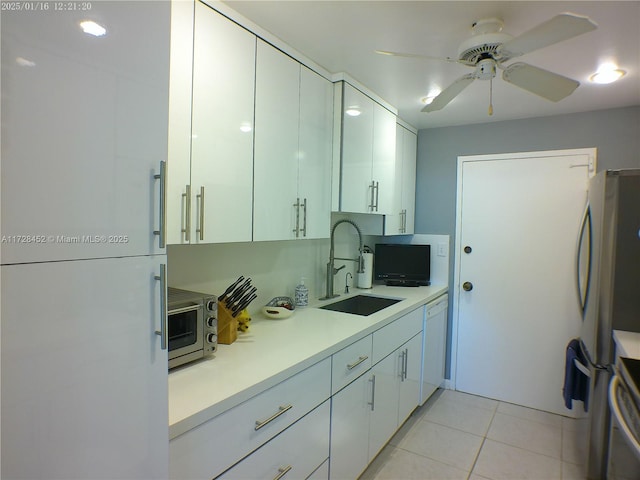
[577,169,640,479]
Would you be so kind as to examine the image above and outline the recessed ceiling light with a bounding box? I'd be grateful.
[80,20,106,37]
[589,68,626,84]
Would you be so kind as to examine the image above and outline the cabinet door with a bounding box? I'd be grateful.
[385,124,406,234]
[368,352,401,461]
[190,2,255,244]
[253,40,300,241]
[1,1,170,263]
[372,104,397,215]
[330,373,371,479]
[298,66,333,239]
[167,0,195,245]
[1,256,168,479]
[340,84,374,214]
[219,401,330,480]
[401,129,417,234]
[398,333,423,424]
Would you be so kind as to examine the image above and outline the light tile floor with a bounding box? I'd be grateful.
[360,389,589,480]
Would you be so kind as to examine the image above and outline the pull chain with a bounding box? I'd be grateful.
[488,75,494,116]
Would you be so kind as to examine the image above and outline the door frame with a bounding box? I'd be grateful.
[450,148,597,390]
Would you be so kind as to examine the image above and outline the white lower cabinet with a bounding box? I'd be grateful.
[329,373,372,480]
[368,350,401,460]
[170,357,331,479]
[398,333,423,424]
[218,401,330,479]
[169,303,445,480]
[330,306,425,479]
[308,460,330,480]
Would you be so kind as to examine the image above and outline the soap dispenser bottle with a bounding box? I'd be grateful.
[295,277,309,307]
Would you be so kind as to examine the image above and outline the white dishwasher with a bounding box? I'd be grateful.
[420,294,448,405]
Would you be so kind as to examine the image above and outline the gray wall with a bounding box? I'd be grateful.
[415,105,640,377]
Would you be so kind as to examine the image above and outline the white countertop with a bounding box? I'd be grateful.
[613,330,640,360]
[168,284,447,439]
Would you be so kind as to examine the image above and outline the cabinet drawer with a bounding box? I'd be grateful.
[372,306,424,364]
[218,400,330,479]
[331,335,373,394]
[170,357,331,480]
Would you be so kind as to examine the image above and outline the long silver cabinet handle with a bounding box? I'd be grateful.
[301,198,307,237]
[196,186,205,241]
[399,350,406,381]
[153,161,167,248]
[347,355,369,370]
[273,465,292,480]
[293,198,300,237]
[369,181,376,211]
[403,348,409,380]
[254,404,293,431]
[368,375,376,411]
[154,264,167,350]
[182,184,191,242]
[374,181,379,212]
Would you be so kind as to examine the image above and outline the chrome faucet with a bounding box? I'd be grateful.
[345,272,353,294]
[320,219,365,300]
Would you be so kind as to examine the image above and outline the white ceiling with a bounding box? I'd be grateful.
[223,1,640,130]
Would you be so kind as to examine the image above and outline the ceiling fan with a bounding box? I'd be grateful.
[376,13,598,114]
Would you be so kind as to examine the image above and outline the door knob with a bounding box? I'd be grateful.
[464,246,472,254]
[462,281,473,292]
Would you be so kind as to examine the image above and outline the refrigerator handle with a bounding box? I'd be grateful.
[575,203,593,316]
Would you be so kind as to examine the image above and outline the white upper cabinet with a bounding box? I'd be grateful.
[1,1,170,263]
[385,124,417,235]
[253,41,301,241]
[168,1,256,244]
[298,66,334,239]
[254,41,333,241]
[340,83,396,215]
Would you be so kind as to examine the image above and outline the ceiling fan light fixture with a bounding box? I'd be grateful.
[589,68,626,84]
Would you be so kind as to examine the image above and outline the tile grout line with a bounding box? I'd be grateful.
[467,402,499,479]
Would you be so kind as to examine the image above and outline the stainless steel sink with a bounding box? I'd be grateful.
[318,295,402,316]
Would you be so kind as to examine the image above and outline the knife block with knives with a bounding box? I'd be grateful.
[217,276,258,344]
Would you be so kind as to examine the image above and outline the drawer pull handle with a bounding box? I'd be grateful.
[254,404,293,431]
[347,355,369,370]
[273,465,292,480]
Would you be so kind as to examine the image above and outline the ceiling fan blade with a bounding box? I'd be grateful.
[497,13,597,59]
[502,62,579,102]
[421,74,475,112]
[375,50,460,64]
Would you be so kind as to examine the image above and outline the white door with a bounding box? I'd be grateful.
[1,1,170,263]
[453,149,595,416]
[1,256,168,479]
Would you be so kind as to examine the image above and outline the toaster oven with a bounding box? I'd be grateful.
[167,287,217,369]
